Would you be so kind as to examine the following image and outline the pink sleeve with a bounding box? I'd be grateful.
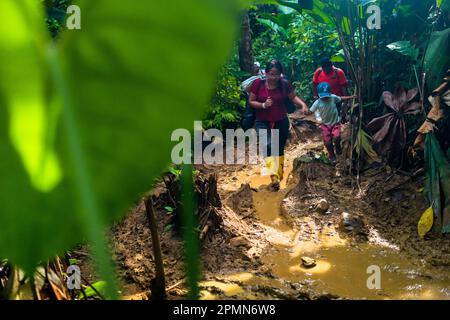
[250,78,261,95]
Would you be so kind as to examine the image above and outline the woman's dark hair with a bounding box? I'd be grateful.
[265,59,284,74]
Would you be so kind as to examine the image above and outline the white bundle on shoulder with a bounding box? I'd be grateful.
[240,75,264,93]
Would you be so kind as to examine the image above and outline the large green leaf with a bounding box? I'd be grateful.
[274,0,334,25]
[443,0,450,11]
[425,133,450,234]
[437,0,450,10]
[386,40,419,61]
[277,13,297,29]
[0,0,65,269]
[424,28,450,91]
[340,16,351,35]
[304,0,334,26]
[257,18,288,37]
[331,49,345,62]
[258,12,295,30]
[277,0,303,13]
[361,0,377,5]
[0,0,237,279]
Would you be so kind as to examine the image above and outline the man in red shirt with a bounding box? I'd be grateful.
[312,57,349,120]
[313,57,348,97]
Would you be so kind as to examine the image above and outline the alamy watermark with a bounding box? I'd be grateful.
[366,265,381,290]
[60,3,380,32]
[366,5,381,30]
[66,264,81,290]
[171,121,280,165]
[66,5,81,30]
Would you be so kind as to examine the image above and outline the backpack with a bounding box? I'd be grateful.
[240,75,264,93]
[280,79,296,114]
[241,79,265,130]
[241,79,295,130]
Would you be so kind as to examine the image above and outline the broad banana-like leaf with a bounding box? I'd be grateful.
[0,0,238,279]
[387,41,419,61]
[424,28,450,90]
[425,133,450,234]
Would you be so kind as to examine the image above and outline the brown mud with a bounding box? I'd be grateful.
[79,114,450,300]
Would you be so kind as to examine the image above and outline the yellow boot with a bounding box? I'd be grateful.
[264,156,284,191]
[263,156,277,177]
[275,155,285,182]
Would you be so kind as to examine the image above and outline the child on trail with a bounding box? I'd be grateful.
[308,82,356,164]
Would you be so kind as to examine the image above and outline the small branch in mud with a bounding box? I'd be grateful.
[166,279,185,292]
[144,197,167,300]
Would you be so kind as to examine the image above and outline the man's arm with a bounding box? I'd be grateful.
[340,95,357,101]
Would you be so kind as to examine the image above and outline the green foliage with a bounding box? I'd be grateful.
[424,28,450,90]
[296,151,332,165]
[354,129,380,163]
[168,165,182,178]
[43,0,71,38]
[78,280,107,300]
[180,164,200,299]
[288,16,340,101]
[251,9,340,102]
[239,0,449,167]
[164,206,174,214]
[204,62,243,130]
[387,41,419,61]
[0,0,238,300]
[425,133,450,233]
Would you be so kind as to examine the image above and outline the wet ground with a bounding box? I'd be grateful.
[195,115,450,300]
[250,171,450,300]
[83,114,450,300]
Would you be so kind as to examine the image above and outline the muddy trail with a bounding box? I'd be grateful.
[78,114,450,300]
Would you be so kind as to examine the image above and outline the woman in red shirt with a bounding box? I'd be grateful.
[249,60,308,190]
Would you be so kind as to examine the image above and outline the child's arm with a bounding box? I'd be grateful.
[306,100,318,116]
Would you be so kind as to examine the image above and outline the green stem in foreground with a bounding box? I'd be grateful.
[47,44,118,300]
[180,164,200,300]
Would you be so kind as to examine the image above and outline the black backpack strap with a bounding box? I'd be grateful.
[317,67,340,81]
[281,79,291,97]
[334,67,340,82]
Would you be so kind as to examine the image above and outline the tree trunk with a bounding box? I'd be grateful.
[239,11,255,75]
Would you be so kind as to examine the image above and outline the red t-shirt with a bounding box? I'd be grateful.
[250,78,294,122]
[313,67,348,96]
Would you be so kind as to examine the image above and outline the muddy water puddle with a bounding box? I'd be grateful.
[199,273,284,300]
[265,244,450,299]
[212,148,450,300]
[250,169,450,300]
